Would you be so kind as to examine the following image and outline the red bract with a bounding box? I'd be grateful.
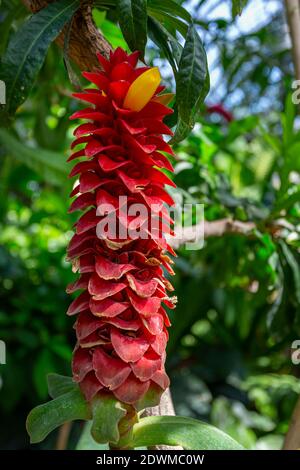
[67,47,176,409]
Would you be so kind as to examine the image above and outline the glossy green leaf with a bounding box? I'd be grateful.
[148,9,188,37]
[26,389,91,444]
[133,416,244,450]
[173,24,209,142]
[148,0,191,23]
[47,374,77,399]
[171,117,192,143]
[0,0,80,119]
[91,394,127,445]
[176,24,209,123]
[117,0,147,56]
[148,17,181,73]
[0,128,69,186]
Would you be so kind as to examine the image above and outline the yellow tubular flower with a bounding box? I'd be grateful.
[123,67,161,112]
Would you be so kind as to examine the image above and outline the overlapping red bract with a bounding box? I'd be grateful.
[67,47,176,408]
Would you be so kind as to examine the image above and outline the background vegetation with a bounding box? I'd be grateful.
[0,0,300,449]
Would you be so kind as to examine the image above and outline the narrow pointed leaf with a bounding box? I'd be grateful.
[0,0,80,119]
[148,0,191,23]
[148,17,181,73]
[174,23,209,142]
[117,0,147,56]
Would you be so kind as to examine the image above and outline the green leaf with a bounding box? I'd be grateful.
[273,190,300,213]
[117,0,147,56]
[0,0,80,119]
[171,116,191,143]
[0,128,69,187]
[47,374,77,399]
[93,10,129,51]
[77,423,109,450]
[174,24,209,142]
[133,416,244,450]
[91,394,127,444]
[259,124,281,154]
[148,0,191,23]
[33,349,56,399]
[148,17,181,73]
[101,19,129,50]
[232,0,248,17]
[148,9,188,37]
[76,422,109,450]
[280,241,300,305]
[26,389,91,444]
[0,1,26,56]
[282,93,296,148]
[94,0,117,7]
[176,24,209,123]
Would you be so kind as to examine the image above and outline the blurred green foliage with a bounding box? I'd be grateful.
[0,0,300,450]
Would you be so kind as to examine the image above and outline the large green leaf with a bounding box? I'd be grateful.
[0,0,80,120]
[148,0,191,23]
[173,24,209,142]
[147,9,188,37]
[117,0,147,57]
[47,373,77,399]
[176,24,209,123]
[26,389,91,444]
[91,394,127,445]
[132,416,244,450]
[0,128,69,186]
[148,17,182,73]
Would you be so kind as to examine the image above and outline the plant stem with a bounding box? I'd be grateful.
[55,422,72,450]
[284,0,300,81]
[22,0,112,70]
[283,395,300,450]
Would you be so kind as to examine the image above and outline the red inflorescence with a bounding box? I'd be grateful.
[67,47,176,409]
